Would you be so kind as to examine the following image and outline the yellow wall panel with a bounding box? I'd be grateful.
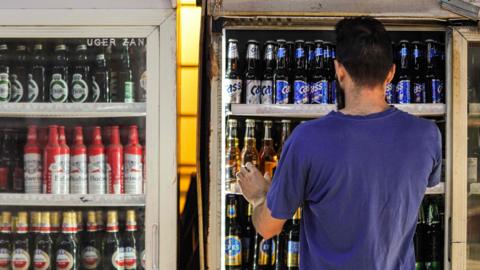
[179,116,197,165]
[178,0,197,5]
[179,7,201,66]
[179,67,199,115]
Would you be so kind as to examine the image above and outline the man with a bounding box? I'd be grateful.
[237,17,442,269]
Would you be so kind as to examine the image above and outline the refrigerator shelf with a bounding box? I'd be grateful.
[0,193,145,207]
[470,183,480,196]
[469,103,480,117]
[0,103,146,118]
[228,104,446,118]
[426,182,445,195]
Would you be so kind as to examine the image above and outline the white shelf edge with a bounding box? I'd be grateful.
[425,182,445,195]
[469,183,480,196]
[0,193,145,207]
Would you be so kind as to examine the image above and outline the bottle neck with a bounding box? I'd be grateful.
[40,224,51,234]
[86,222,98,233]
[58,128,66,145]
[92,128,103,145]
[110,128,121,144]
[226,125,238,145]
[128,127,139,145]
[74,128,84,145]
[48,127,59,145]
[281,125,291,144]
[244,126,255,145]
[27,127,38,144]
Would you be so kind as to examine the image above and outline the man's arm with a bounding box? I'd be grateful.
[251,197,286,239]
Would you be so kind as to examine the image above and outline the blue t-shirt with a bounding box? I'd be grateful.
[267,107,442,270]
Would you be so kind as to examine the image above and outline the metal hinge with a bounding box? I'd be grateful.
[441,0,480,20]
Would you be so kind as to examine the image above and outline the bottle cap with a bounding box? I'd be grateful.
[76,44,87,51]
[34,44,43,51]
[55,44,67,51]
[96,54,106,60]
[16,45,26,51]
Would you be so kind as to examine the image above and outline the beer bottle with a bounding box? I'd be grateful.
[137,221,145,270]
[241,119,259,168]
[284,209,301,270]
[277,120,291,160]
[225,119,240,192]
[81,211,101,270]
[274,228,288,270]
[28,44,46,102]
[71,127,87,194]
[274,40,291,104]
[123,210,138,270]
[305,41,315,72]
[426,199,443,270]
[0,44,11,103]
[12,134,24,193]
[252,234,272,270]
[76,211,85,243]
[259,120,278,176]
[11,45,27,103]
[30,211,41,242]
[107,126,124,194]
[0,132,14,192]
[414,200,428,270]
[49,44,69,103]
[321,42,334,104]
[11,212,31,270]
[33,212,53,270]
[310,40,328,104]
[293,40,309,104]
[92,53,110,102]
[261,41,275,104]
[95,211,105,239]
[55,211,80,270]
[70,44,90,103]
[244,40,261,104]
[425,40,443,103]
[102,210,125,270]
[242,204,255,270]
[24,125,42,193]
[50,211,61,240]
[285,41,295,80]
[224,39,242,104]
[395,40,412,104]
[225,194,242,270]
[117,46,134,103]
[0,212,12,269]
[124,125,143,195]
[57,126,70,194]
[88,127,106,195]
[411,41,426,103]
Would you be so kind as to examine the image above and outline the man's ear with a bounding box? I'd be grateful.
[385,64,396,84]
[334,60,345,83]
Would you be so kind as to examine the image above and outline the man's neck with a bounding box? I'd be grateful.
[340,85,390,116]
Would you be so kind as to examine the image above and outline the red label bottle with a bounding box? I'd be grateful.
[24,125,42,194]
[70,126,87,194]
[124,125,143,194]
[88,127,106,194]
[43,125,61,194]
[107,126,123,194]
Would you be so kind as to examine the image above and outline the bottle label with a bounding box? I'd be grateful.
[227,43,239,59]
[0,73,10,102]
[50,154,69,194]
[0,248,10,270]
[91,79,100,103]
[24,153,42,193]
[71,73,89,103]
[260,80,273,104]
[431,79,443,104]
[225,235,242,266]
[400,47,408,57]
[56,249,73,270]
[315,47,323,57]
[33,250,51,270]
[223,79,242,104]
[275,80,290,104]
[277,47,286,58]
[28,74,39,102]
[294,80,309,104]
[265,46,274,60]
[468,157,478,183]
[226,205,236,219]
[10,74,24,102]
[111,248,125,270]
[286,240,300,267]
[247,44,259,59]
[81,246,100,269]
[245,79,261,104]
[413,82,426,103]
[257,239,271,266]
[385,82,395,104]
[124,81,134,103]
[295,47,305,59]
[70,154,87,194]
[311,80,328,104]
[50,74,68,103]
[396,79,411,104]
[124,247,137,269]
[140,250,145,268]
[11,249,30,270]
[140,71,147,100]
[125,153,143,194]
[88,154,106,194]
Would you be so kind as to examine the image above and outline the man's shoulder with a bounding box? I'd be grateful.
[395,110,439,133]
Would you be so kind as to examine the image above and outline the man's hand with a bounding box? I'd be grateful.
[237,162,271,207]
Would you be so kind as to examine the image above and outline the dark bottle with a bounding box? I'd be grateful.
[305,41,315,72]
[244,40,262,104]
[133,45,147,102]
[50,211,61,241]
[225,194,242,270]
[106,45,119,102]
[274,40,291,104]
[225,39,242,104]
[323,42,335,104]
[425,40,443,104]
[123,210,138,270]
[33,212,54,270]
[261,41,275,105]
[102,210,125,270]
[11,212,31,270]
[30,211,41,245]
[12,134,24,193]
[11,45,27,103]
[137,221,145,270]
[0,212,12,270]
[274,227,288,270]
[28,44,46,102]
[55,211,80,270]
[92,53,110,102]
[396,40,412,104]
[49,44,69,103]
[426,199,443,270]
[81,211,102,270]
[252,234,272,270]
[0,44,11,103]
[411,41,426,103]
[293,40,309,104]
[414,200,429,270]
[242,204,255,270]
[310,40,328,104]
[386,42,396,104]
[277,120,291,160]
[117,46,134,103]
[70,45,90,103]
[284,209,301,270]
[76,211,86,244]
[285,41,295,80]
[0,132,13,192]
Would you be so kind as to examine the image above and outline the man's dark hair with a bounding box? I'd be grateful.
[335,16,393,87]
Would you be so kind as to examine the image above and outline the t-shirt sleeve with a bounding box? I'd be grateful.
[266,131,308,220]
[427,125,442,187]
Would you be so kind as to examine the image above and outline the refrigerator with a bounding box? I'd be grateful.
[0,1,177,270]
[196,0,480,269]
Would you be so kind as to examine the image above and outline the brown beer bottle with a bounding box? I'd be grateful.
[33,212,53,270]
[102,210,124,270]
[277,120,291,160]
[81,211,101,270]
[30,211,41,245]
[225,119,241,191]
[11,212,31,270]
[50,211,61,240]
[55,211,80,270]
[123,210,138,270]
[241,119,259,169]
[259,120,278,176]
[0,211,12,269]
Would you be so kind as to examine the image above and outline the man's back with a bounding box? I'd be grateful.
[266,107,442,269]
